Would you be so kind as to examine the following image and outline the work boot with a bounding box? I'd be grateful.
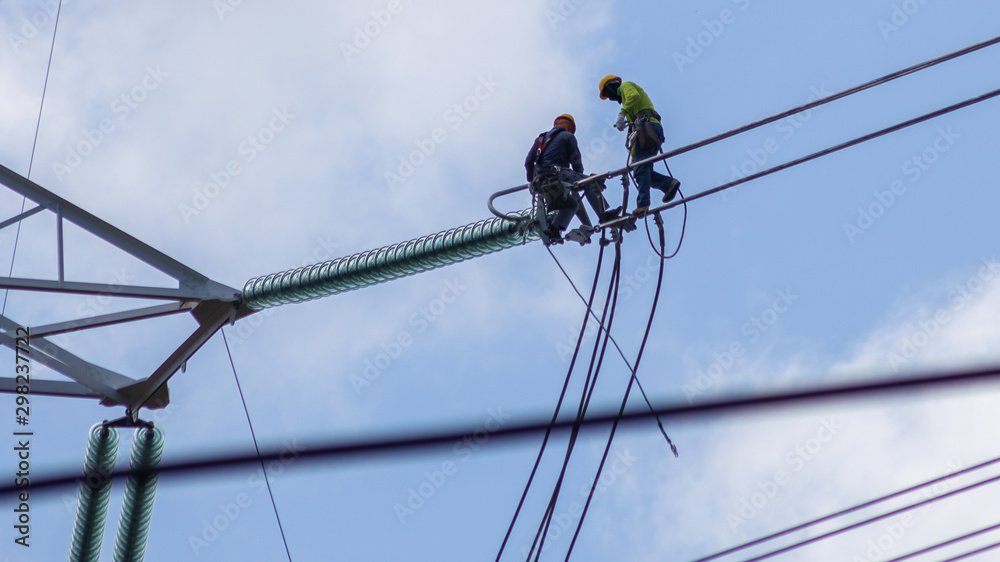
[632,206,649,217]
[662,178,681,203]
[542,225,564,244]
[602,206,622,222]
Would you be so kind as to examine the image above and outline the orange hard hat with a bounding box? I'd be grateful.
[554,113,576,133]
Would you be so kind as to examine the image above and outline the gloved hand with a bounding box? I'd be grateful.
[614,112,627,131]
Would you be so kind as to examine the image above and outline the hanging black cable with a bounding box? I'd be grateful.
[528,241,623,561]
[692,453,1000,562]
[495,244,607,562]
[564,213,669,561]
[645,187,687,260]
[2,0,63,315]
[222,329,293,562]
[547,244,677,450]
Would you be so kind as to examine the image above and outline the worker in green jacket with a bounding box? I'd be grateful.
[599,75,681,215]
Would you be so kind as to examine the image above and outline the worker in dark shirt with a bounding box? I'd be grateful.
[525,114,620,241]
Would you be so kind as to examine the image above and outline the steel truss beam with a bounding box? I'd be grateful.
[0,163,243,411]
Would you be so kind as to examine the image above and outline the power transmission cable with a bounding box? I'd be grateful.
[495,243,608,562]
[221,329,293,562]
[643,88,1000,218]
[574,34,1000,194]
[691,453,1000,562]
[2,0,63,315]
[528,241,624,561]
[885,521,1000,562]
[6,363,1000,498]
[738,471,1000,561]
[935,539,1000,562]
[564,213,668,562]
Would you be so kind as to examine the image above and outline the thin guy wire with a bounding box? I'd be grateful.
[222,329,293,562]
[2,0,63,315]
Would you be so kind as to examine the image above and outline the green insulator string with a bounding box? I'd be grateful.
[242,211,535,310]
[112,426,165,562]
[68,424,120,562]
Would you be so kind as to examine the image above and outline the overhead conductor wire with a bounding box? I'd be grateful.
[706,465,1000,561]
[883,520,1000,562]
[6,363,1000,499]
[691,453,1000,561]
[576,34,1000,196]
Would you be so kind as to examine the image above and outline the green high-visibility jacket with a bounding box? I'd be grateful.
[618,81,659,124]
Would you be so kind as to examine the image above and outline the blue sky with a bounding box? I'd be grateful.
[2,0,1000,560]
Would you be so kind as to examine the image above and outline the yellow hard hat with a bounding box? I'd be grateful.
[599,74,621,99]
[554,113,575,133]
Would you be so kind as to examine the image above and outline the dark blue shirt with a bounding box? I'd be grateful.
[524,126,584,182]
